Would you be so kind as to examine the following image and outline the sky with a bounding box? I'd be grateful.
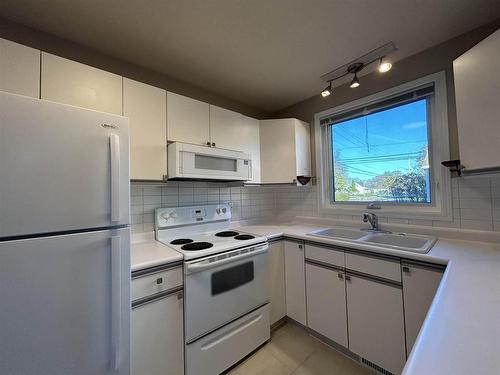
[331,99,429,182]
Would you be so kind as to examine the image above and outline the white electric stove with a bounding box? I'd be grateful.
[155,203,267,260]
[155,204,271,375]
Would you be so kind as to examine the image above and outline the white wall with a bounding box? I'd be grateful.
[275,175,500,232]
[131,174,500,233]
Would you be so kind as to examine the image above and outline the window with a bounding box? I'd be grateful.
[315,72,452,220]
[332,99,431,203]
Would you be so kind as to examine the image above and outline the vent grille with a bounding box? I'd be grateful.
[361,357,394,375]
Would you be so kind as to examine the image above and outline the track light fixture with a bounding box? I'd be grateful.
[319,42,397,97]
[347,63,363,89]
[350,73,360,88]
[378,57,392,73]
[321,81,332,97]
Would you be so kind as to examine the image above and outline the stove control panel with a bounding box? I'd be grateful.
[155,204,231,229]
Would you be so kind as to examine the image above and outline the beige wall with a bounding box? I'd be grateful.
[0,16,268,119]
[271,19,500,174]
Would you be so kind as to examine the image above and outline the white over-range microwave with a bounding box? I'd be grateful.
[167,142,252,181]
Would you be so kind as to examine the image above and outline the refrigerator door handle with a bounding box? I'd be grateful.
[110,134,121,222]
[111,235,122,370]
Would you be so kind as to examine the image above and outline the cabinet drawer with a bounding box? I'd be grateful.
[305,244,344,268]
[132,266,183,301]
[346,252,401,282]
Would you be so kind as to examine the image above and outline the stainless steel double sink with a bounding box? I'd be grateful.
[308,227,437,253]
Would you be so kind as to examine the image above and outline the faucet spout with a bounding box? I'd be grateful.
[363,212,379,231]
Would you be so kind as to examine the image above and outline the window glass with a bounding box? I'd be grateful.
[331,99,431,203]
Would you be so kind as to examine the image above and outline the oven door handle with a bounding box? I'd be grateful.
[186,244,269,273]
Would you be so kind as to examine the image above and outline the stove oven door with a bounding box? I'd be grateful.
[184,243,269,343]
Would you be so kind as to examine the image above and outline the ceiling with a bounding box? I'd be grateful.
[1,1,499,113]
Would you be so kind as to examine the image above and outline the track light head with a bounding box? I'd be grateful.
[321,81,332,97]
[350,73,360,88]
[378,57,392,73]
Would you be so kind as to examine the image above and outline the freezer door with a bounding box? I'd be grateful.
[0,91,129,238]
[0,228,130,375]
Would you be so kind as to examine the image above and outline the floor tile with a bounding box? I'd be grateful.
[292,345,374,375]
[229,345,293,375]
[227,323,373,375]
[266,324,323,371]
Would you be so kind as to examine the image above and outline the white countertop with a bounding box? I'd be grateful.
[233,222,500,375]
[131,232,183,272]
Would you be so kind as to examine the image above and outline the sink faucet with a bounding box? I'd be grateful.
[363,213,379,231]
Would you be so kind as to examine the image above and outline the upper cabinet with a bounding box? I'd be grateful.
[454,28,500,171]
[123,78,167,180]
[210,105,261,182]
[41,52,122,115]
[166,92,210,145]
[0,38,40,98]
[209,105,243,150]
[259,119,311,184]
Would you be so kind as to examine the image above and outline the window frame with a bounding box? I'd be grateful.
[314,71,452,220]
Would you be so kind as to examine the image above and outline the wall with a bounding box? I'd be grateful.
[275,175,500,232]
[132,174,500,234]
[272,19,500,165]
[131,181,275,233]
[0,16,268,119]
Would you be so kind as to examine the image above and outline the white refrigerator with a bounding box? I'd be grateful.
[0,91,131,375]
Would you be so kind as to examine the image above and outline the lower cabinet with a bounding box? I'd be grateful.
[132,291,184,375]
[268,241,286,325]
[284,240,307,325]
[402,262,444,356]
[305,262,348,347]
[131,266,184,375]
[346,274,406,375]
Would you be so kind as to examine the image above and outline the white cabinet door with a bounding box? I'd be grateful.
[209,105,244,150]
[260,118,311,184]
[402,263,443,356]
[208,106,261,181]
[167,91,210,145]
[132,292,184,375]
[346,274,406,375]
[123,78,167,180]
[305,263,348,347]
[41,52,122,115]
[0,228,130,375]
[454,29,500,170]
[0,38,40,98]
[268,241,286,325]
[284,240,306,325]
[294,119,311,177]
[260,119,296,183]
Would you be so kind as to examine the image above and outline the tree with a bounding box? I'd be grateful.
[388,172,427,202]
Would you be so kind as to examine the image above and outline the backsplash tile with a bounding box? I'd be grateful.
[130,174,500,233]
[130,181,277,233]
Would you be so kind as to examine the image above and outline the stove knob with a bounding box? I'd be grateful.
[170,211,177,218]
[216,208,221,214]
[222,207,227,213]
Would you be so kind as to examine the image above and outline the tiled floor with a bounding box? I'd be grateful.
[227,323,374,375]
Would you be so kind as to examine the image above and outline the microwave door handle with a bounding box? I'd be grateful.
[186,244,268,273]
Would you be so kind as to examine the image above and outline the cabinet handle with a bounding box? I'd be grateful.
[206,141,211,146]
[298,244,303,250]
[212,142,216,147]
[338,273,344,280]
[177,292,183,300]
[345,275,351,281]
[156,277,163,285]
[402,266,411,273]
